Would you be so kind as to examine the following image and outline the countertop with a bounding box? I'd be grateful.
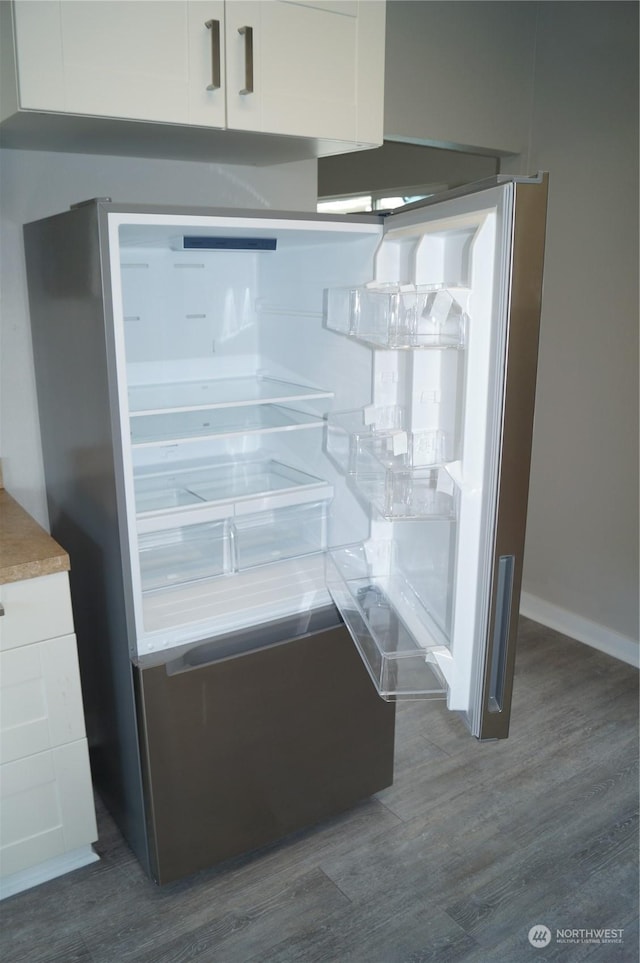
[0,489,70,585]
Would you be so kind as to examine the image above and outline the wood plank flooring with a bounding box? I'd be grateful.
[2,617,638,962]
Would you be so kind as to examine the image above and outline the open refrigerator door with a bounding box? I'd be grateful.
[105,175,545,741]
[324,176,547,738]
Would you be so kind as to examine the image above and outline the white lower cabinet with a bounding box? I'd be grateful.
[0,572,97,898]
[0,634,86,764]
[0,741,96,878]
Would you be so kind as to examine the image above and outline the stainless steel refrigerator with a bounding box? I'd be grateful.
[24,174,547,883]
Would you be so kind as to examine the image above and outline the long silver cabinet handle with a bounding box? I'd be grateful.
[238,25,254,95]
[205,19,221,91]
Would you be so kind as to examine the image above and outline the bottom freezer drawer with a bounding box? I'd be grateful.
[134,618,395,884]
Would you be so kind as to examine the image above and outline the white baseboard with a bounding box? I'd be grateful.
[519,591,639,669]
[0,846,99,900]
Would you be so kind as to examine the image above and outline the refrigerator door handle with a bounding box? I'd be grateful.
[487,554,515,712]
[238,25,254,95]
[205,19,222,91]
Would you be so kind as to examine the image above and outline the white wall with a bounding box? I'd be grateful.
[384,1,537,155]
[0,149,317,525]
[384,1,639,660]
[503,2,639,655]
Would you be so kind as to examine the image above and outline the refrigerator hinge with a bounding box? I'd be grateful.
[70,197,112,210]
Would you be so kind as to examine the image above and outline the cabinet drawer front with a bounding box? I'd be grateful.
[0,740,97,878]
[0,634,86,764]
[0,573,73,651]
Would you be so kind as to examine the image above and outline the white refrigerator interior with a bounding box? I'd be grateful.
[106,182,518,730]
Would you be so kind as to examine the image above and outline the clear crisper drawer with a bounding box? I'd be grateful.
[326,545,449,700]
[326,284,467,349]
[232,502,328,570]
[139,522,228,592]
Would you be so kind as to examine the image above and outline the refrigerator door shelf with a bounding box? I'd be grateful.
[326,410,453,477]
[353,467,458,521]
[134,458,332,534]
[326,545,450,700]
[130,404,326,448]
[325,283,468,350]
[326,413,459,519]
[128,376,333,416]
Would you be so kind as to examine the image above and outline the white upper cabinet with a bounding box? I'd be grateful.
[221,0,383,143]
[1,0,385,157]
[59,1,194,126]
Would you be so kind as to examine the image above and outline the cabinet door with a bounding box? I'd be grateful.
[58,0,190,124]
[0,741,97,878]
[225,0,380,142]
[0,635,86,765]
[10,0,65,112]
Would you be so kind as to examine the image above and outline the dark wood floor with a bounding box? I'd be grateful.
[2,618,638,962]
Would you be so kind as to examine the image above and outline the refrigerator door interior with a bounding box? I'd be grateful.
[324,182,508,727]
[105,177,545,738]
[324,176,547,737]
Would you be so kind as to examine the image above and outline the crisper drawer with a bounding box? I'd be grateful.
[138,502,329,592]
[0,573,74,652]
[231,502,328,571]
[139,522,228,592]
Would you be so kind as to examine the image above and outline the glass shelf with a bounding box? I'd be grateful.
[134,458,332,525]
[326,283,467,349]
[326,544,449,700]
[128,376,333,416]
[130,404,325,448]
